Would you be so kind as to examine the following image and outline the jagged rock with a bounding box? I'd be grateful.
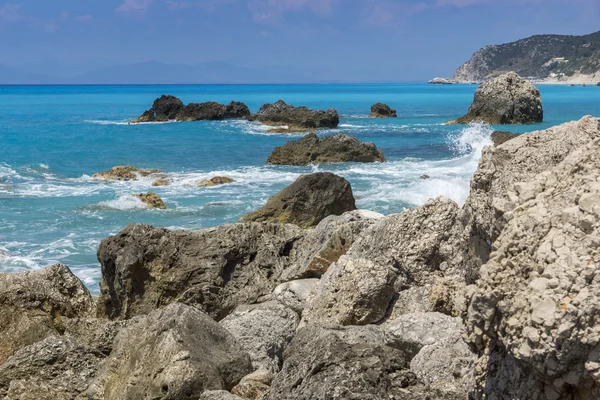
[266,133,386,166]
[135,192,167,209]
[63,318,131,356]
[0,336,103,400]
[370,103,397,118]
[97,222,306,320]
[200,391,245,400]
[448,72,543,124]
[249,100,339,129]
[463,116,600,269]
[152,178,169,186]
[198,176,236,187]
[177,101,227,121]
[85,303,253,399]
[429,77,455,84]
[92,165,164,181]
[0,264,94,365]
[240,173,357,228]
[464,124,600,398]
[302,197,472,326]
[130,95,185,123]
[272,279,319,314]
[219,301,299,372]
[232,369,273,400]
[491,130,520,146]
[285,210,384,280]
[225,101,252,119]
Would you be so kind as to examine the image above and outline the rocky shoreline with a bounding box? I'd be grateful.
[1,113,599,399]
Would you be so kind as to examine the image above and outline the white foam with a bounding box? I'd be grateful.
[85,120,177,126]
[97,194,149,210]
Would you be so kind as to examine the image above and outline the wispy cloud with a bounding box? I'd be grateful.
[0,2,21,21]
[116,0,153,12]
[247,0,338,24]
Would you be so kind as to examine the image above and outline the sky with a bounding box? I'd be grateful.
[0,0,599,83]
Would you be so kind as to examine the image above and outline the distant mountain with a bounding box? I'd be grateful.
[453,30,600,82]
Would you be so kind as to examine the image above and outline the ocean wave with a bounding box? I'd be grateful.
[85,119,177,125]
[96,194,150,210]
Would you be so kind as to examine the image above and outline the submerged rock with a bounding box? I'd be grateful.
[370,103,397,118]
[197,176,236,187]
[92,165,164,181]
[266,133,386,166]
[135,192,167,209]
[448,72,543,124]
[240,172,357,228]
[491,130,520,146]
[249,100,339,129]
[0,264,94,365]
[151,178,169,186]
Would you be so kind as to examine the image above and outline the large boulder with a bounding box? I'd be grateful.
[85,303,253,399]
[130,96,250,123]
[240,173,357,228]
[225,101,251,119]
[464,122,600,398]
[370,103,397,118]
[0,264,94,365]
[448,72,543,124]
[92,165,164,181]
[266,133,386,166]
[198,176,236,187]
[272,279,319,314]
[97,222,306,320]
[135,192,167,209]
[177,101,227,121]
[219,301,300,372]
[131,94,184,123]
[248,100,339,129]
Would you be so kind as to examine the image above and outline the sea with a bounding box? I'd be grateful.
[1,83,599,293]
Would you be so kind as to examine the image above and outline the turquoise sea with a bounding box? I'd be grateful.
[1,83,599,292]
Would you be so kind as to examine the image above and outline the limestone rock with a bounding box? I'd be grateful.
[232,369,273,400]
[266,133,386,166]
[370,103,397,118]
[152,178,169,186]
[200,391,245,400]
[97,222,306,320]
[86,303,253,399]
[63,317,131,356]
[0,264,94,365]
[92,165,163,181]
[130,95,184,123]
[198,176,236,187]
[448,72,543,124]
[429,77,455,84]
[135,192,167,209]
[272,279,319,314]
[491,130,520,146]
[240,173,357,228]
[249,100,339,129]
[220,301,299,372]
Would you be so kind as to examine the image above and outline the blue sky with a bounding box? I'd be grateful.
[0,0,599,82]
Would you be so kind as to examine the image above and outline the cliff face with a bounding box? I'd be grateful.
[454,31,600,82]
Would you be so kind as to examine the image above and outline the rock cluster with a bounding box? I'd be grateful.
[248,100,339,130]
[266,133,386,166]
[370,103,397,118]
[92,165,163,181]
[449,72,543,124]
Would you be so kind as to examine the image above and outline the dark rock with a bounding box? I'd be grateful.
[597,82,600,86]
[85,303,253,399]
[96,222,306,320]
[177,101,226,121]
[92,165,164,181]
[0,264,94,365]
[131,95,185,123]
[491,130,520,146]
[249,100,339,129]
[448,72,543,124]
[370,103,397,118]
[266,133,386,166]
[135,192,167,209]
[240,173,357,228]
[130,96,251,123]
[419,174,430,180]
[225,101,251,119]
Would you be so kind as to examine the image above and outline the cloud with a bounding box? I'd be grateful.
[116,0,153,12]
[0,2,21,21]
[363,1,430,26]
[247,0,338,24]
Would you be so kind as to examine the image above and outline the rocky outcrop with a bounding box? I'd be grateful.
[464,118,600,399]
[92,165,163,181]
[448,72,543,124]
[97,222,306,320]
[266,133,386,166]
[240,173,357,228]
[429,77,456,84]
[0,264,94,365]
[370,103,397,118]
[135,192,167,209]
[131,96,250,123]
[248,100,339,129]
[491,130,520,146]
[198,176,236,187]
[86,303,253,399]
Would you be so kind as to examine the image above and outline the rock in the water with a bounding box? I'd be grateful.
[266,133,386,166]
[249,100,339,129]
[152,178,169,186]
[0,264,94,365]
[429,77,455,84]
[240,173,357,228]
[491,130,520,146]
[272,279,319,314]
[97,222,306,320]
[448,72,543,124]
[86,303,253,399]
[225,101,251,119]
[130,95,185,123]
[177,101,227,121]
[198,176,236,187]
[135,192,167,209]
[464,117,600,399]
[219,301,299,372]
[0,336,103,399]
[369,103,397,118]
[420,174,430,180]
[92,165,163,181]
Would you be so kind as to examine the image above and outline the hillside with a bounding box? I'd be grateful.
[453,30,600,82]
